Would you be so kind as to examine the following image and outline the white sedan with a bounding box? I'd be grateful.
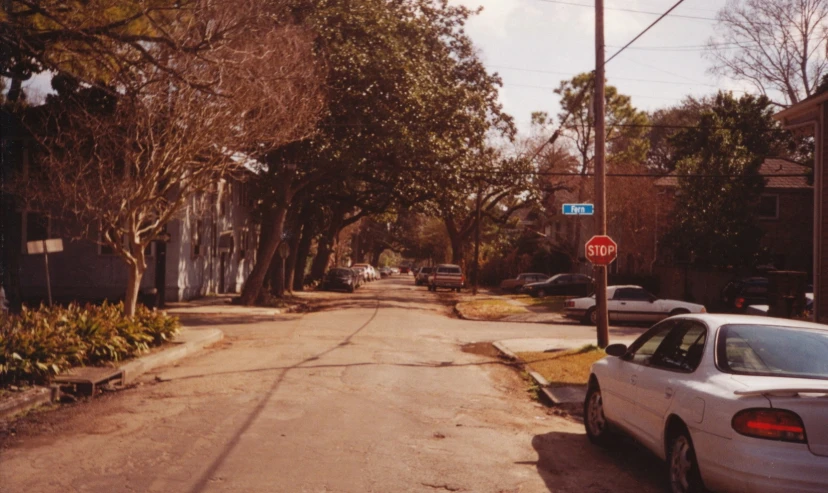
[564,285,706,324]
[585,314,828,493]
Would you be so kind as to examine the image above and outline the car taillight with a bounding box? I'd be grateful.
[565,301,574,308]
[732,409,807,443]
[735,297,745,309]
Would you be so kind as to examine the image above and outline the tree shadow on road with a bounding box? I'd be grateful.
[529,431,664,493]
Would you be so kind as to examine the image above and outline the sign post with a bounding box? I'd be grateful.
[585,235,616,348]
[26,239,64,306]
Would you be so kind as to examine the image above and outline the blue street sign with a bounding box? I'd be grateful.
[562,203,594,215]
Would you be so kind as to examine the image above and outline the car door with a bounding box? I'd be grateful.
[629,320,707,451]
[621,288,661,322]
[603,322,675,432]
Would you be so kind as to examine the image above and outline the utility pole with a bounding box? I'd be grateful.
[594,0,609,348]
[472,181,482,295]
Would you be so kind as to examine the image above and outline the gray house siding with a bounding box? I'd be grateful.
[19,178,256,304]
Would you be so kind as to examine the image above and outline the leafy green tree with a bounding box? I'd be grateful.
[664,92,791,267]
[239,0,513,303]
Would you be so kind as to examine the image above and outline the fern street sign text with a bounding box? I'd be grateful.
[562,203,594,215]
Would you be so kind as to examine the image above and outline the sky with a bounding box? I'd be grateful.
[448,0,754,135]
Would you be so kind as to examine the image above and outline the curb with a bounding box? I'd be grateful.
[491,340,587,410]
[120,328,223,385]
[1,328,223,422]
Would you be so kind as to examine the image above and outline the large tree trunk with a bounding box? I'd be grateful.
[240,204,289,304]
[293,220,314,291]
[239,168,295,305]
[284,222,303,293]
[310,212,345,281]
[444,218,465,264]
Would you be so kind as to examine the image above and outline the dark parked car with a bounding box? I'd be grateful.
[520,273,593,298]
[323,268,359,292]
[720,277,768,312]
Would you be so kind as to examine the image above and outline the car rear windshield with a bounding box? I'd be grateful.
[331,269,352,276]
[717,324,828,380]
[438,267,461,274]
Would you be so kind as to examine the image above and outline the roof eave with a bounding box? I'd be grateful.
[774,92,828,127]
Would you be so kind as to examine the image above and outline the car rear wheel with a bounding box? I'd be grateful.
[537,289,546,298]
[583,307,596,325]
[584,383,611,446]
[667,430,705,493]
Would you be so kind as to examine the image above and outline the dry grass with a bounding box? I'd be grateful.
[505,294,569,311]
[517,346,605,387]
[457,299,528,320]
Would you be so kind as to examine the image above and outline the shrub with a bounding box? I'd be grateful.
[0,302,180,386]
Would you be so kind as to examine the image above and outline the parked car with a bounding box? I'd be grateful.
[349,268,364,289]
[499,273,548,293]
[323,268,359,292]
[564,285,706,325]
[721,277,768,312]
[415,266,435,286]
[379,267,392,277]
[521,273,593,298]
[351,266,370,283]
[400,266,410,274]
[390,267,400,275]
[585,314,828,493]
[352,264,377,281]
[428,264,464,292]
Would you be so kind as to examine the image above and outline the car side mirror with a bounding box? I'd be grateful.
[605,344,627,357]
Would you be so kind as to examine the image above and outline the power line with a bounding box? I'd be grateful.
[492,65,725,88]
[605,0,691,66]
[504,82,691,101]
[536,0,715,21]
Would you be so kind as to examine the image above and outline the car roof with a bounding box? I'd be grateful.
[674,313,828,331]
[436,264,461,268]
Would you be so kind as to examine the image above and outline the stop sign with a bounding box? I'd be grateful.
[585,235,618,265]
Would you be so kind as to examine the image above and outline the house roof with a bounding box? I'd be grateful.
[774,90,828,125]
[654,157,811,190]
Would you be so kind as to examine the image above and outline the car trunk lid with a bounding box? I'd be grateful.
[732,376,828,457]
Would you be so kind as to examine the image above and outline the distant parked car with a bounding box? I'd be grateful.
[521,273,593,298]
[499,273,548,293]
[415,266,435,286]
[565,285,706,325]
[323,268,359,292]
[351,266,370,283]
[428,264,464,292]
[721,277,769,312]
[379,267,392,277]
[390,267,400,275]
[352,264,378,281]
[400,266,410,274]
[585,314,828,493]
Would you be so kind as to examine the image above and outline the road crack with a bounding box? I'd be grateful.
[421,483,464,491]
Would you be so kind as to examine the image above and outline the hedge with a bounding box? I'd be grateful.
[0,302,180,386]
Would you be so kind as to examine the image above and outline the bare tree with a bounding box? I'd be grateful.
[13,2,323,315]
[707,0,828,106]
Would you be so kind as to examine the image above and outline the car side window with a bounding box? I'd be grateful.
[614,288,635,300]
[649,321,707,372]
[625,321,676,365]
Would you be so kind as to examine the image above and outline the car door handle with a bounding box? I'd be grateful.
[665,387,674,399]
[620,302,626,305]
[630,375,637,385]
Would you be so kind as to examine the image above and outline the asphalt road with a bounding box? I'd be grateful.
[0,277,663,493]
